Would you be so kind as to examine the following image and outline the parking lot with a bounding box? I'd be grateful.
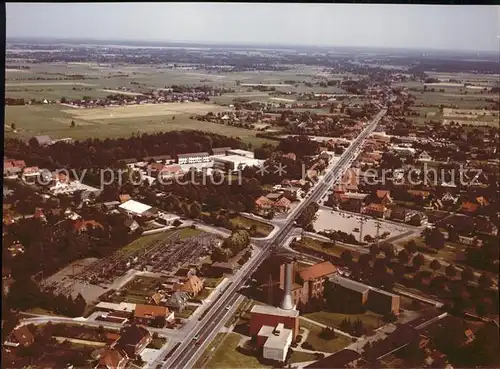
[314,208,411,240]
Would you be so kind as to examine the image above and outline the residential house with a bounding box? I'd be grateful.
[273,197,292,212]
[282,152,297,161]
[133,304,174,326]
[266,192,283,202]
[119,194,131,203]
[4,325,35,347]
[441,192,459,205]
[337,193,368,213]
[391,207,415,223]
[159,164,183,178]
[113,324,152,358]
[407,190,430,201]
[149,292,165,306]
[95,348,129,369]
[73,219,104,233]
[363,203,391,219]
[165,291,189,312]
[342,168,359,192]
[417,151,433,162]
[282,186,303,201]
[124,219,140,233]
[460,201,479,214]
[180,275,204,298]
[375,190,393,206]
[22,166,41,182]
[255,196,276,211]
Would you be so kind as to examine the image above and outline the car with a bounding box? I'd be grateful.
[193,335,200,341]
[225,305,231,310]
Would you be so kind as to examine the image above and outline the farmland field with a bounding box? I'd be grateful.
[4,104,274,146]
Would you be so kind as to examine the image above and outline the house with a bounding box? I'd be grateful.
[417,151,432,162]
[133,304,174,326]
[95,348,129,369]
[273,197,292,212]
[33,135,53,146]
[407,190,430,200]
[119,194,131,203]
[363,203,391,219]
[376,190,393,205]
[113,324,152,358]
[337,193,368,213]
[266,192,283,202]
[255,196,275,211]
[441,192,459,205]
[177,152,210,165]
[282,186,303,201]
[180,275,204,297]
[150,292,165,306]
[282,152,297,161]
[4,325,35,347]
[391,207,415,223]
[159,164,183,178]
[460,201,479,214]
[73,219,104,233]
[22,166,41,181]
[165,291,189,312]
[124,219,140,233]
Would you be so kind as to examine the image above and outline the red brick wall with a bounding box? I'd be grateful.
[249,313,299,340]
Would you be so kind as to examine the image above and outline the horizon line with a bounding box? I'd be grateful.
[6,36,498,54]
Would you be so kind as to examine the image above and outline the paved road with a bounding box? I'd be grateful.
[164,109,387,369]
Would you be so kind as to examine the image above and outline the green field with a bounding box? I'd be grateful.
[197,333,270,369]
[5,104,274,147]
[299,320,353,353]
[229,216,274,237]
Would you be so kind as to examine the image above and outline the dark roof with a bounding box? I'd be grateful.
[119,158,138,164]
[304,349,361,368]
[116,324,150,346]
[177,152,209,158]
[143,155,172,161]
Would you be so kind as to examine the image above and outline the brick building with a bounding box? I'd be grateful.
[249,305,300,341]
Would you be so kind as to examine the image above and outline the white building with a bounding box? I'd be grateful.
[258,323,293,362]
[95,302,137,313]
[227,149,255,159]
[156,212,181,226]
[213,155,262,172]
[119,199,152,217]
[177,152,210,165]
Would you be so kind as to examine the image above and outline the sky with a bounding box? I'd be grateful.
[6,3,500,52]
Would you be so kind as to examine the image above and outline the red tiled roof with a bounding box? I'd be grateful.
[255,196,274,208]
[376,190,391,199]
[365,203,387,213]
[299,261,337,281]
[134,304,169,319]
[274,197,291,208]
[160,165,182,174]
[461,202,478,213]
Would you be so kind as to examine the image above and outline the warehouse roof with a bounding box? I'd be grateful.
[119,199,152,215]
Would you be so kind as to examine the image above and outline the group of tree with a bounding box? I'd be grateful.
[339,318,366,337]
[5,130,245,170]
[7,277,86,318]
[212,229,250,262]
[296,202,319,230]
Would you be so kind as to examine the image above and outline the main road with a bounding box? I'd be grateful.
[163,108,387,369]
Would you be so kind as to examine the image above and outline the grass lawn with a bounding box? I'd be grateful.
[300,321,353,353]
[289,350,318,364]
[177,305,197,319]
[204,277,224,288]
[196,288,213,301]
[296,237,361,261]
[5,104,274,147]
[304,310,383,332]
[230,216,273,237]
[147,337,168,349]
[202,333,271,369]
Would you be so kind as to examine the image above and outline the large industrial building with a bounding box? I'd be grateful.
[213,155,262,173]
[329,274,400,315]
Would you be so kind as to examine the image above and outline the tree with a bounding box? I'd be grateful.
[10,122,16,130]
[341,250,353,266]
[369,243,379,257]
[70,120,76,128]
[189,201,202,219]
[412,253,425,270]
[461,267,474,284]
[430,259,441,273]
[405,239,418,254]
[398,249,410,264]
[445,264,457,278]
[296,202,319,228]
[424,227,445,250]
[478,272,492,289]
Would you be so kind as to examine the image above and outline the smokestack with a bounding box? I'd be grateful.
[280,262,294,310]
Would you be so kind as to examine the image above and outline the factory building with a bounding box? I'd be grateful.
[213,155,262,173]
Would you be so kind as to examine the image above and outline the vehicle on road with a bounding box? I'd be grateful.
[193,335,200,341]
[225,305,231,310]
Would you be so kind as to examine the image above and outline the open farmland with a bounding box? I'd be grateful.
[61,102,225,121]
[4,104,274,146]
